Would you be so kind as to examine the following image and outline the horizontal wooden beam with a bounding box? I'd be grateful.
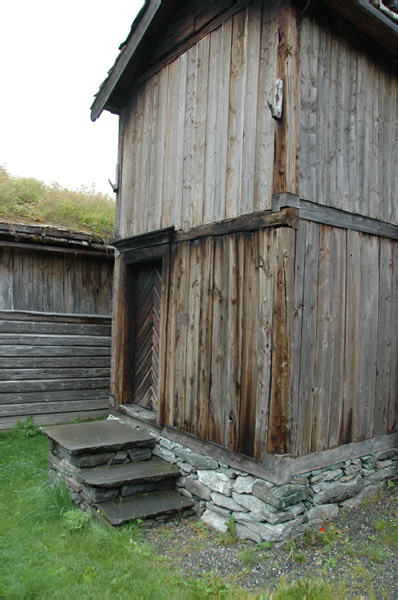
[0,389,109,405]
[115,209,299,255]
[0,310,111,323]
[0,356,110,369]
[1,377,110,396]
[0,240,113,258]
[0,320,111,336]
[174,208,299,242]
[0,398,108,417]
[262,431,398,480]
[272,194,398,239]
[0,346,111,358]
[0,334,111,347]
[0,368,110,381]
[113,410,398,485]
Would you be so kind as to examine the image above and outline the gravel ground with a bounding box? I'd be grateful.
[144,484,398,596]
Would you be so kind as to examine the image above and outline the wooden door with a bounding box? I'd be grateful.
[130,261,162,412]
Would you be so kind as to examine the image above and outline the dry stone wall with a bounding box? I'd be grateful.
[150,432,398,543]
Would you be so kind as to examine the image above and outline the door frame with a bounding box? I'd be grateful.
[113,227,173,427]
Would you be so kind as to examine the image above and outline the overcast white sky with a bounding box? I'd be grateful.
[0,1,144,196]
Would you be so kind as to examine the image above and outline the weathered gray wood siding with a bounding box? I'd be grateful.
[160,225,295,461]
[0,311,111,429]
[117,0,279,239]
[299,12,398,224]
[0,247,113,314]
[291,222,397,456]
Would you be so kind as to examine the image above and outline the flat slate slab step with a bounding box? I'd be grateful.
[41,420,156,454]
[77,456,180,488]
[97,489,195,526]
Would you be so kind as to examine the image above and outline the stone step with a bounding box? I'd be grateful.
[96,489,195,526]
[77,456,180,489]
[41,419,156,455]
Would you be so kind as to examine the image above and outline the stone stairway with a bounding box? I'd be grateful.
[41,419,195,526]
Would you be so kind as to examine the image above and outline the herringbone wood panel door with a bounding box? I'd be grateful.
[132,262,161,412]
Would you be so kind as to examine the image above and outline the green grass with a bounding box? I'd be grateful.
[0,431,197,598]
[1,429,394,599]
[0,167,115,242]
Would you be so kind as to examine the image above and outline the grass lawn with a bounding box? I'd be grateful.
[1,429,201,598]
[1,426,394,598]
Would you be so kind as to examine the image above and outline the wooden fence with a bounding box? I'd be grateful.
[0,311,111,429]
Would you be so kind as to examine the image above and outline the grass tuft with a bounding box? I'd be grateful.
[0,166,115,242]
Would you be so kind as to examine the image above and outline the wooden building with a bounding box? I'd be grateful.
[91,0,397,479]
[0,222,114,428]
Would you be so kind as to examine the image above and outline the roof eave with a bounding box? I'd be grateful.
[90,0,162,122]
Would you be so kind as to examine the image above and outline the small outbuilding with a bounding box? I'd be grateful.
[0,222,114,428]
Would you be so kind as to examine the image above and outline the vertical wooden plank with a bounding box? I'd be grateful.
[153,67,168,231]
[298,15,318,202]
[254,0,278,212]
[204,26,222,225]
[314,20,332,205]
[355,51,370,217]
[341,230,361,444]
[139,78,155,234]
[292,221,319,456]
[253,228,274,460]
[374,238,393,436]
[119,97,137,239]
[240,0,262,216]
[358,234,379,440]
[213,19,232,223]
[368,62,379,220]
[1,248,13,309]
[132,88,145,236]
[194,236,214,439]
[225,232,244,452]
[183,239,202,433]
[175,53,188,230]
[389,242,398,433]
[290,223,305,458]
[163,60,179,229]
[158,246,171,427]
[273,0,300,195]
[327,227,346,448]
[147,75,162,233]
[208,235,229,445]
[110,255,127,406]
[63,256,74,314]
[35,251,43,312]
[166,242,190,429]
[239,231,259,457]
[267,227,295,455]
[226,8,248,219]
[311,225,335,451]
[182,45,197,230]
[12,249,23,311]
[191,36,210,227]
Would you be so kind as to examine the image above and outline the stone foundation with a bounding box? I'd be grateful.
[142,425,398,543]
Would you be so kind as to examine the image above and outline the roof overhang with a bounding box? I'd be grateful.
[91,0,398,122]
[90,0,162,121]
[323,0,398,56]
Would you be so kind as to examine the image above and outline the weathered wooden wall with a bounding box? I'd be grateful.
[0,311,111,429]
[291,222,397,457]
[0,247,113,314]
[160,225,295,461]
[299,10,398,224]
[117,0,279,239]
